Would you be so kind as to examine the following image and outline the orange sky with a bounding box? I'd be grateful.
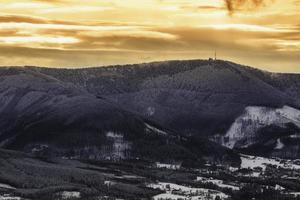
[0,0,299,72]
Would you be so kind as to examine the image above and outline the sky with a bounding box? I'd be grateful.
[0,0,299,72]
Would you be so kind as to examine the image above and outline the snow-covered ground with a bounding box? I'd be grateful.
[275,184,285,191]
[0,194,21,200]
[196,177,239,190]
[0,183,16,190]
[289,134,300,138]
[152,193,187,200]
[106,132,123,139]
[221,105,300,149]
[145,123,167,136]
[61,191,81,199]
[275,138,284,149]
[148,182,228,200]
[152,193,222,200]
[156,162,181,170]
[290,192,300,197]
[240,154,300,171]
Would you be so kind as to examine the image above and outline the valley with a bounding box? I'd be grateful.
[0,149,300,200]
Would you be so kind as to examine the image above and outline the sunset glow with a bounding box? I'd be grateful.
[0,0,299,72]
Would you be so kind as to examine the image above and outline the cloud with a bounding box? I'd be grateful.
[224,0,274,15]
[0,1,298,72]
[0,46,150,67]
[40,6,114,14]
[0,15,298,69]
[31,0,65,3]
[2,2,47,9]
[0,14,48,24]
[0,36,79,45]
[198,24,287,32]
[181,5,225,11]
[0,14,83,26]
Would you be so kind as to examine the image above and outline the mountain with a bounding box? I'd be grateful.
[27,59,300,158]
[0,67,240,167]
[213,106,300,158]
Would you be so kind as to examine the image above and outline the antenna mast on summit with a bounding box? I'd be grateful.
[214,50,217,61]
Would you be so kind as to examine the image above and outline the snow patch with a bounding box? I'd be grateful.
[240,154,300,171]
[145,123,167,135]
[275,138,284,150]
[0,183,16,190]
[156,162,181,170]
[106,132,123,139]
[290,192,300,197]
[104,180,116,187]
[275,184,285,191]
[220,105,300,149]
[0,194,21,200]
[153,193,187,200]
[61,191,80,199]
[148,182,228,200]
[289,134,300,138]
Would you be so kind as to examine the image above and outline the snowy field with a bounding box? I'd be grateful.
[240,154,300,171]
[0,195,21,200]
[147,182,228,200]
[61,191,81,199]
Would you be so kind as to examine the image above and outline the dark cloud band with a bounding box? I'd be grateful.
[224,0,274,14]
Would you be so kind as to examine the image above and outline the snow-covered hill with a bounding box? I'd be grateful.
[211,105,300,158]
[220,105,300,148]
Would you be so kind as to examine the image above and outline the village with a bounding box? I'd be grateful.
[147,155,300,200]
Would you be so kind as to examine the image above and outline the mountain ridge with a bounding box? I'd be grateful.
[0,59,299,159]
[24,59,300,158]
[0,66,240,167]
